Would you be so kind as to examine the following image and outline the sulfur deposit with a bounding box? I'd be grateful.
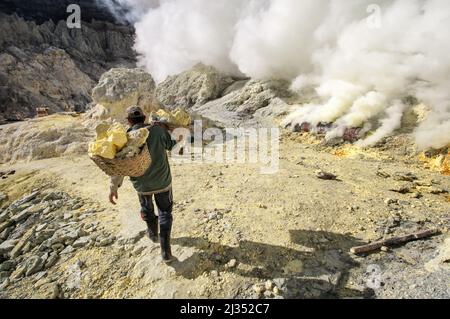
[88,123,149,160]
[116,129,150,159]
[151,108,192,128]
[420,148,450,176]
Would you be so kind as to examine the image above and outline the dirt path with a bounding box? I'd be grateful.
[1,133,449,299]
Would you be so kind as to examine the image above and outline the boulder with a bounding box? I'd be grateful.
[156,64,235,110]
[191,78,292,127]
[90,68,160,122]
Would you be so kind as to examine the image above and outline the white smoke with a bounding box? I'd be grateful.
[103,0,450,150]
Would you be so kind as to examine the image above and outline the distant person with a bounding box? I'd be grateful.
[109,106,181,264]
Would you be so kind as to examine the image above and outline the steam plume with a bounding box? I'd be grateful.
[102,0,450,149]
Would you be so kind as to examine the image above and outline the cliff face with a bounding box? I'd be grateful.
[0,1,135,122]
[0,0,126,24]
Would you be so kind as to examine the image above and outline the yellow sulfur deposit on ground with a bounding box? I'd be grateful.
[89,123,148,160]
[442,156,450,176]
[331,144,388,161]
[152,107,191,127]
[419,148,450,176]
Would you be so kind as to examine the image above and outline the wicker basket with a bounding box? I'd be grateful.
[90,143,152,177]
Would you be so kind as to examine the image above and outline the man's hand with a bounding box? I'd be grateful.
[109,191,118,205]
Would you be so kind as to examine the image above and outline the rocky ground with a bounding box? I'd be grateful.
[0,126,448,299]
[1,0,448,300]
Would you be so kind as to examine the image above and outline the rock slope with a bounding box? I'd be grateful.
[0,10,135,122]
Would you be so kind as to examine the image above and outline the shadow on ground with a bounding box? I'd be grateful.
[171,229,375,298]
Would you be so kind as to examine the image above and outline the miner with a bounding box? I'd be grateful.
[109,106,180,264]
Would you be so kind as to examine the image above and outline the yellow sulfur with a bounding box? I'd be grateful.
[152,108,191,127]
[89,123,128,159]
[89,123,150,160]
[95,123,110,140]
[88,138,117,160]
[172,107,191,127]
[107,123,128,149]
[116,128,150,159]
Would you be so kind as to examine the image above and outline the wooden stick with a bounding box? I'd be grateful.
[350,229,440,255]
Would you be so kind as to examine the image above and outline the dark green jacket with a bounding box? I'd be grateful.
[128,123,177,193]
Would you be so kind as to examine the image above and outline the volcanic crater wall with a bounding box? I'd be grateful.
[0,0,136,122]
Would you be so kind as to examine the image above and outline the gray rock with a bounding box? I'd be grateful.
[42,192,65,202]
[51,243,65,253]
[12,202,47,224]
[35,223,47,232]
[33,229,55,245]
[73,236,90,248]
[9,240,27,259]
[0,260,15,271]
[11,207,32,223]
[10,265,26,280]
[0,11,136,124]
[60,245,75,255]
[0,278,10,289]
[192,78,291,128]
[315,170,338,181]
[391,186,414,194]
[44,253,59,269]
[49,228,80,245]
[0,210,10,223]
[394,172,418,182]
[0,239,19,254]
[0,220,12,233]
[0,270,10,281]
[156,63,234,110]
[71,203,83,210]
[0,226,14,240]
[91,68,159,122]
[8,191,40,212]
[98,236,114,247]
[25,256,45,276]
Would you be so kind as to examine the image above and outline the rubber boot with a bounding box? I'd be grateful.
[145,216,159,243]
[160,229,175,264]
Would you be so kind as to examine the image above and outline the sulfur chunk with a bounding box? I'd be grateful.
[106,123,128,149]
[172,107,191,127]
[95,123,110,140]
[152,108,191,127]
[115,128,149,159]
[116,145,141,159]
[88,139,117,159]
[127,128,149,148]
